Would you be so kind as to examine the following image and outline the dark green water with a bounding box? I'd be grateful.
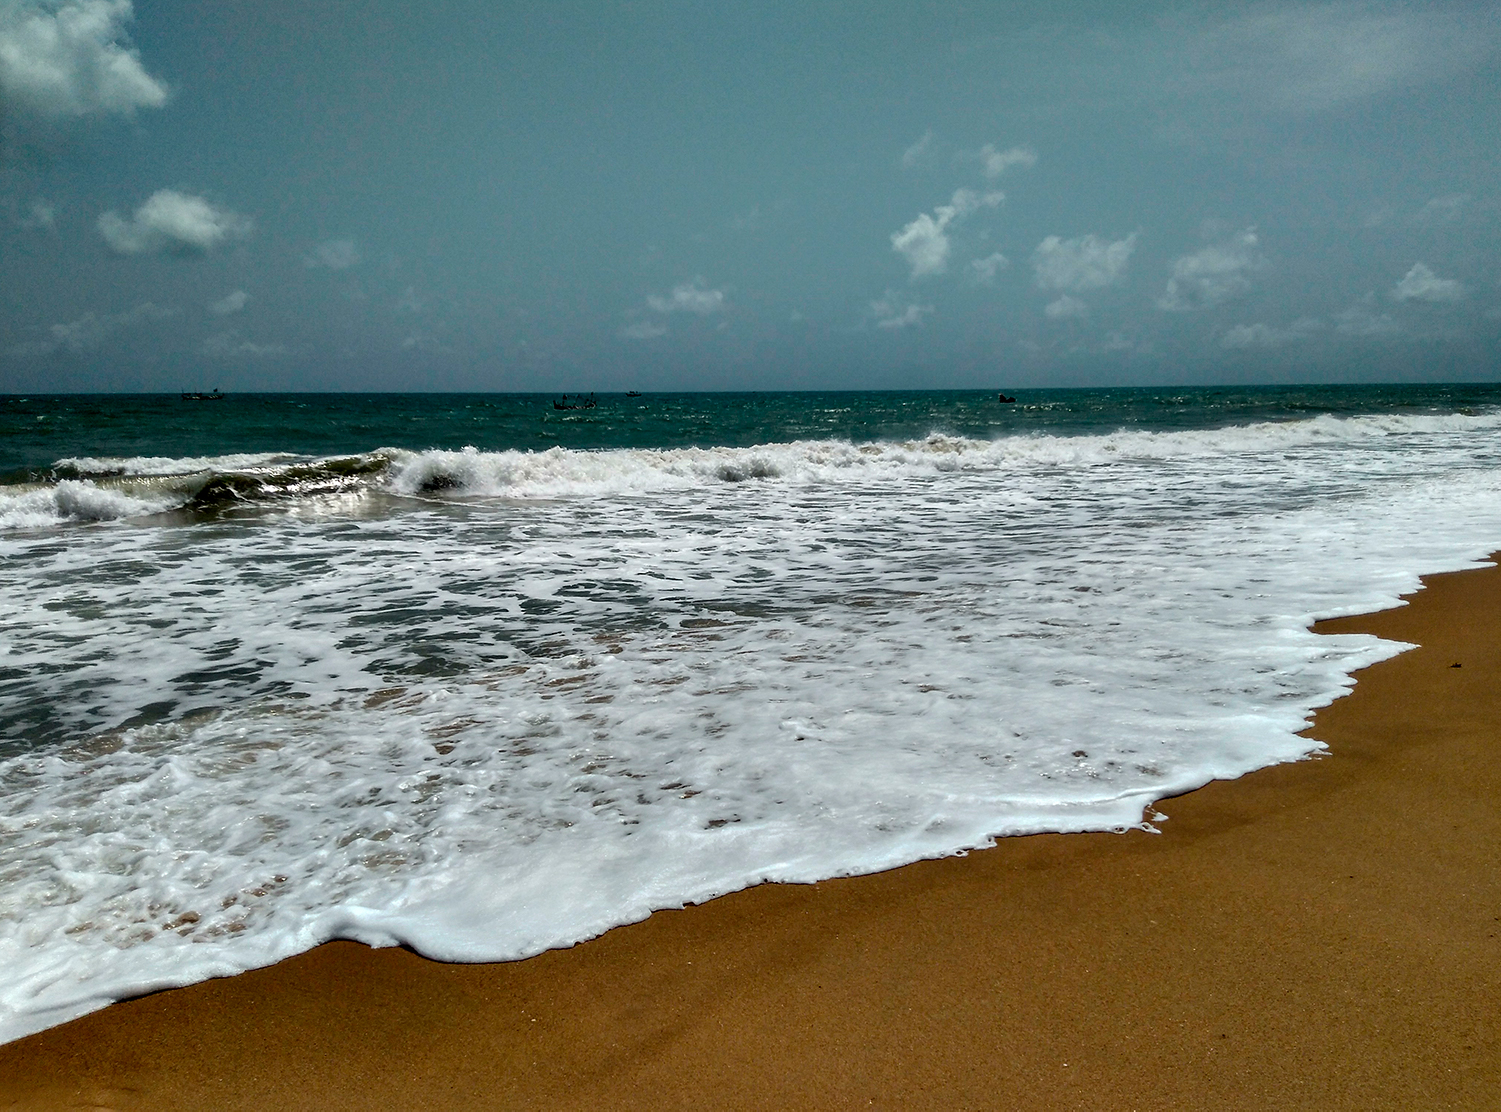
[4,384,1500,481]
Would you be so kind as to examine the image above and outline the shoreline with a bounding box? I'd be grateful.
[4,560,1500,1109]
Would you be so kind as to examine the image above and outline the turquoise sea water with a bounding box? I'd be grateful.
[2,383,1500,1044]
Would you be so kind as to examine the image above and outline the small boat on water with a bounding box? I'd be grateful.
[182,389,225,401]
[627,391,642,397]
[997,393,1016,403]
[553,392,597,411]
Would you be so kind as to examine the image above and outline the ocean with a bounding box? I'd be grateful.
[3,384,1500,1043]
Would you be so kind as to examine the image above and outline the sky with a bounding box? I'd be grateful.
[1,0,1498,392]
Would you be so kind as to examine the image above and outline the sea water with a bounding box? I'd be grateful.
[2,386,1500,1043]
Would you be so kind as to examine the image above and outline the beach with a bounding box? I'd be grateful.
[3,555,1497,1109]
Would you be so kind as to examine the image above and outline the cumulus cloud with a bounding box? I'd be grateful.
[619,320,667,340]
[1044,294,1088,320]
[305,238,361,269]
[891,188,1005,279]
[1391,262,1465,303]
[901,130,934,169]
[1220,317,1324,348]
[1156,228,1261,311]
[977,143,1037,179]
[968,251,1009,284]
[870,290,933,329]
[8,300,176,357]
[98,190,251,256]
[1032,232,1137,292]
[207,289,248,316]
[647,278,725,314]
[202,330,286,359]
[0,0,167,119]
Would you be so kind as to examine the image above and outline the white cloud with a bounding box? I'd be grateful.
[900,129,934,169]
[305,238,361,269]
[647,278,725,314]
[870,291,933,329]
[0,0,167,119]
[19,199,55,229]
[1411,193,1471,225]
[202,330,286,359]
[1156,228,1261,311]
[977,143,1037,180]
[1335,296,1402,337]
[1220,317,1324,348]
[1044,295,1088,320]
[892,188,1005,279]
[968,251,1009,283]
[1179,5,1495,112]
[619,320,667,340]
[208,289,248,316]
[1032,232,1137,292]
[98,190,251,256]
[1391,262,1465,303]
[7,300,176,356]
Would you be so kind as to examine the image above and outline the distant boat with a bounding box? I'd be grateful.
[997,394,1016,403]
[553,392,597,411]
[627,391,642,398]
[182,388,225,401]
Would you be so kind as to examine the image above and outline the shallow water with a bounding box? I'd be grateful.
[3,386,1500,1043]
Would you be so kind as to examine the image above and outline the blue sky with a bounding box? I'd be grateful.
[2,0,1498,391]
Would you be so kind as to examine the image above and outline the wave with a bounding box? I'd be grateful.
[5,409,1498,529]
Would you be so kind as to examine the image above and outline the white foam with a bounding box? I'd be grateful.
[379,411,1501,500]
[2,410,1500,1043]
[0,479,196,530]
[56,452,295,477]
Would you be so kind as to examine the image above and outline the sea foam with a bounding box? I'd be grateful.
[2,411,1500,1043]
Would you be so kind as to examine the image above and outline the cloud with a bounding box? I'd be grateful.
[98,190,251,256]
[399,333,450,355]
[8,300,176,357]
[977,143,1037,179]
[202,330,286,359]
[968,251,1009,284]
[1391,262,1465,303]
[1156,228,1261,311]
[0,0,167,119]
[1032,232,1137,292]
[1411,193,1471,225]
[1220,317,1325,348]
[208,289,248,316]
[901,130,934,169]
[305,238,361,269]
[891,188,1005,279]
[1335,296,1401,337]
[1176,4,1495,112]
[619,320,667,340]
[1044,295,1088,320]
[870,291,933,330]
[19,199,55,229]
[647,278,725,314]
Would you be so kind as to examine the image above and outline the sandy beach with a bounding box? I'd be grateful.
[3,557,1499,1110]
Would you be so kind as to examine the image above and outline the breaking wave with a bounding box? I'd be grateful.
[6,410,1500,531]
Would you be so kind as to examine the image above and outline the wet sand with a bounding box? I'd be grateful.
[4,559,1499,1110]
